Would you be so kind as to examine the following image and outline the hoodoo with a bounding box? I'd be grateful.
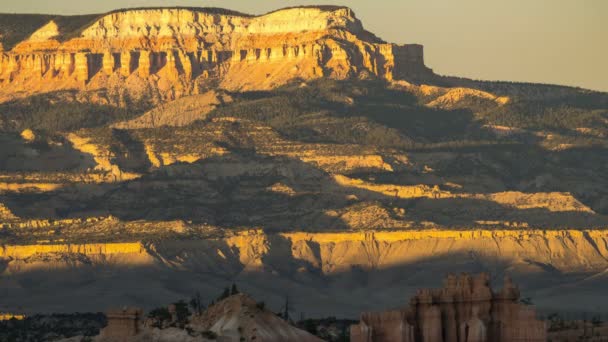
[350,273,546,342]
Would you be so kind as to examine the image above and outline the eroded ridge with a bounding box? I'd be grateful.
[0,7,431,101]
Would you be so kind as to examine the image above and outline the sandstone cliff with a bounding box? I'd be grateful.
[2,229,608,316]
[0,6,432,103]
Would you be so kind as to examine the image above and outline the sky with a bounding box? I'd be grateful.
[1,0,606,92]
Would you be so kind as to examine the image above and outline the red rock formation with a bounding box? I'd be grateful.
[0,6,433,102]
[98,307,143,342]
[138,51,152,78]
[350,273,546,342]
[355,311,416,341]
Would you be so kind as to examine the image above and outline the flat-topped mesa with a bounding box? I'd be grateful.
[0,6,433,100]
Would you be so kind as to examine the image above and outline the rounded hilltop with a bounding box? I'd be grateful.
[100,6,255,18]
[104,5,351,17]
[263,5,351,15]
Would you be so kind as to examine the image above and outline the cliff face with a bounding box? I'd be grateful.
[78,7,365,41]
[2,229,608,315]
[351,273,547,342]
[0,7,431,102]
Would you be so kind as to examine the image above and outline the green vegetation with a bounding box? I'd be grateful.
[0,77,602,151]
[201,330,218,339]
[148,307,171,328]
[204,80,436,148]
[52,14,102,41]
[211,283,240,303]
[520,297,534,305]
[0,92,142,132]
[483,100,608,131]
[546,312,605,332]
[297,317,357,342]
[0,13,99,49]
[199,79,608,149]
[0,313,105,341]
[0,14,54,50]
[0,7,252,50]
[189,291,203,315]
[172,300,190,328]
[231,283,239,295]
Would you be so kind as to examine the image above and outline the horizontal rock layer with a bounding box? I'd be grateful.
[0,7,431,99]
[2,229,608,315]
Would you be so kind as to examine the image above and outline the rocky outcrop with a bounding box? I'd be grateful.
[350,273,546,342]
[2,229,608,315]
[0,242,146,260]
[111,91,233,129]
[4,229,608,275]
[191,293,323,341]
[0,203,17,220]
[98,307,143,342]
[92,294,321,342]
[334,174,595,213]
[0,7,433,102]
[97,306,212,342]
[65,132,141,181]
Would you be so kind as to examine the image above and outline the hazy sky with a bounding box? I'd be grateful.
[1,0,606,92]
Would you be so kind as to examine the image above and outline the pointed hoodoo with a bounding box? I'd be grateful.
[350,273,546,342]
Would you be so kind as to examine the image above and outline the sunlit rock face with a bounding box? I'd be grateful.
[0,6,432,102]
[2,229,608,316]
[79,7,364,40]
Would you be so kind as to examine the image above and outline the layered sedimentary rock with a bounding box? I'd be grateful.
[0,7,432,101]
[0,242,147,260]
[350,273,546,342]
[2,229,608,315]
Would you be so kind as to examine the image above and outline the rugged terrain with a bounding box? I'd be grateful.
[1,6,608,319]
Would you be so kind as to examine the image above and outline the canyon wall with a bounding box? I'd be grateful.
[0,7,432,101]
[2,229,608,316]
[0,242,146,260]
[4,229,608,275]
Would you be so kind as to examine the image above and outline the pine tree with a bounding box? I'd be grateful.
[283,295,290,323]
[230,283,239,295]
[189,291,202,315]
[219,287,230,300]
